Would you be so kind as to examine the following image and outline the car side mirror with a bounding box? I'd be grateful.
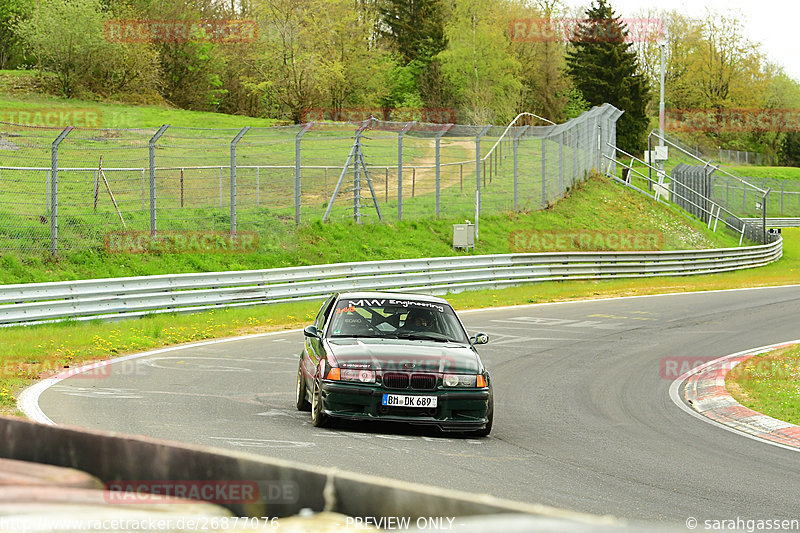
[470,332,489,345]
[303,325,321,339]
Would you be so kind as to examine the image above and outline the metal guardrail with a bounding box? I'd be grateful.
[741,218,800,228]
[0,239,783,325]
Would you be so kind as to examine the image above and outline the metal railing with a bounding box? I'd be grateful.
[741,218,800,228]
[0,239,782,325]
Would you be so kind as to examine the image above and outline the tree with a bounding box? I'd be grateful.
[507,0,571,122]
[0,0,32,69]
[378,0,446,66]
[436,0,522,124]
[565,0,649,153]
[250,0,392,123]
[15,0,159,99]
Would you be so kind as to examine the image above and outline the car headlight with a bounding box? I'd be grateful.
[340,369,376,383]
[443,374,478,387]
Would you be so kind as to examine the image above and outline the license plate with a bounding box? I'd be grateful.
[382,394,437,408]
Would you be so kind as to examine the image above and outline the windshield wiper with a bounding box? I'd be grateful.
[392,332,452,342]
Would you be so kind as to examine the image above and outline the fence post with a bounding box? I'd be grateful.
[354,130,362,224]
[512,126,529,211]
[149,125,169,237]
[541,137,547,208]
[230,126,250,236]
[434,125,451,218]
[397,122,415,220]
[780,181,785,215]
[50,127,73,255]
[295,123,312,224]
[256,167,260,208]
[559,131,565,196]
[475,125,491,242]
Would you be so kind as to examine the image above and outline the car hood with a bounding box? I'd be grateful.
[326,337,480,373]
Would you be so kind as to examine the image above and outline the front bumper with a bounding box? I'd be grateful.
[318,381,491,431]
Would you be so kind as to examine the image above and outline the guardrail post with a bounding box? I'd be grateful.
[475,125,491,242]
[512,126,529,211]
[50,127,72,255]
[397,122,415,221]
[434,125,451,218]
[230,126,250,236]
[149,125,169,237]
[295,123,312,224]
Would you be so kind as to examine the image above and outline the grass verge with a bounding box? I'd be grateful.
[1,228,797,418]
[0,174,746,283]
[726,344,800,426]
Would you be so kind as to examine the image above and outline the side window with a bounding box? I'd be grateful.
[315,296,336,331]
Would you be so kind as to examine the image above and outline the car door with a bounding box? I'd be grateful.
[304,295,336,379]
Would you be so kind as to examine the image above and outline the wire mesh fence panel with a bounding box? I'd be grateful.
[0,104,622,254]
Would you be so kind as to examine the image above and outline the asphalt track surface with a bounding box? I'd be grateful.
[38,286,800,526]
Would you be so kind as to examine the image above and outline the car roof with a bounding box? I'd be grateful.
[335,291,451,305]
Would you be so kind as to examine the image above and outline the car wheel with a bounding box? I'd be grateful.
[471,396,493,437]
[295,362,311,412]
[310,378,330,427]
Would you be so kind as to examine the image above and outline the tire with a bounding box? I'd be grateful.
[295,362,311,412]
[310,378,330,427]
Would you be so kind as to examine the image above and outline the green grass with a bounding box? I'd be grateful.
[727,166,800,181]
[0,174,747,284]
[0,70,277,129]
[727,344,800,426]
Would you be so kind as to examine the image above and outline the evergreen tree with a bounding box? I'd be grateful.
[378,0,446,66]
[565,0,649,153]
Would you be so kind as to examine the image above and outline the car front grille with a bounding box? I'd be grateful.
[410,373,437,391]
[382,372,410,389]
[381,372,437,390]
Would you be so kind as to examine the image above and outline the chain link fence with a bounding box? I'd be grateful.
[0,104,622,254]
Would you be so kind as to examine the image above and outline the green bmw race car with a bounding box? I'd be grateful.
[296,291,493,436]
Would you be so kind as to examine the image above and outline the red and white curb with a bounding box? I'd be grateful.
[670,340,800,451]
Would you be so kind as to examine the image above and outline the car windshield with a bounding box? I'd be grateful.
[327,297,470,344]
